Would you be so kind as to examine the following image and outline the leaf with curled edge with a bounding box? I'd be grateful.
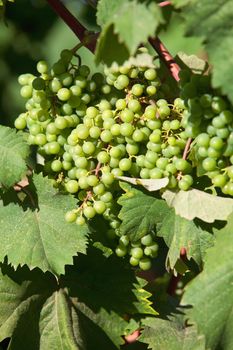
[162,188,233,223]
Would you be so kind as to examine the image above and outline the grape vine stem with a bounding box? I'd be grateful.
[149,37,180,82]
[46,0,97,52]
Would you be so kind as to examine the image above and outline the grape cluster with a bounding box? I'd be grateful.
[115,233,158,271]
[15,48,233,270]
[180,72,233,195]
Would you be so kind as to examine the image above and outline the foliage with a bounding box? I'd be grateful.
[0,0,233,349]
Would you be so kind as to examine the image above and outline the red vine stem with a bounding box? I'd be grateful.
[149,37,180,81]
[46,0,97,52]
[158,1,171,7]
[182,137,192,160]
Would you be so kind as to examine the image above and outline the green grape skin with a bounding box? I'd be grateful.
[196,133,210,147]
[93,183,105,195]
[57,88,71,101]
[32,77,46,91]
[144,105,157,120]
[141,234,153,246]
[120,109,134,123]
[209,136,224,150]
[178,179,191,191]
[51,159,62,172]
[75,216,86,225]
[115,245,127,257]
[202,157,217,171]
[65,180,79,193]
[100,130,113,143]
[131,84,144,96]
[119,158,132,171]
[14,116,27,130]
[128,99,141,113]
[139,257,152,271]
[212,174,227,188]
[100,192,113,203]
[146,85,157,96]
[130,247,144,259]
[129,256,139,266]
[97,151,110,164]
[83,206,96,219]
[87,175,99,187]
[93,201,106,214]
[150,168,163,179]
[65,211,77,223]
[101,173,115,185]
[144,68,157,80]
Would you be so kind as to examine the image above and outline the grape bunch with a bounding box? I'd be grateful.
[179,72,233,195]
[14,48,233,270]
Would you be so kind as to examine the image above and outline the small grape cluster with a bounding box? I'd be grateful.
[180,72,233,195]
[115,233,158,271]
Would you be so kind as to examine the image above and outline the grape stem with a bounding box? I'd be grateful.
[158,1,171,7]
[182,137,192,160]
[46,0,97,52]
[149,37,180,82]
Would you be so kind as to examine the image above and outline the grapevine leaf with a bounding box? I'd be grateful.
[162,188,233,223]
[96,0,163,63]
[0,248,155,349]
[181,213,233,349]
[65,247,156,317]
[0,126,29,188]
[118,182,169,241]
[117,176,169,191]
[184,0,233,103]
[139,316,206,350]
[171,0,193,8]
[95,23,129,65]
[177,52,208,74]
[0,173,88,275]
[158,209,214,269]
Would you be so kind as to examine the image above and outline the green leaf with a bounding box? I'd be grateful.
[0,126,29,187]
[177,52,208,74]
[0,248,155,349]
[96,0,163,64]
[0,173,88,275]
[158,209,214,269]
[66,247,156,317]
[95,23,129,65]
[118,182,169,241]
[181,212,233,349]
[162,188,233,223]
[117,176,169,192]
[139,316,206,350]
[184,0,233,103]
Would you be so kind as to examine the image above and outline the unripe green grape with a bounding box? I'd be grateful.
[119,235,129,247]
[100,192,113,203]
[207,147,221,158]
[36,60,48,74]
[101,173,115,185]
[120,109,134,123]
[132,84,144,96]
[211,97,227,114]
[128,99,141,113]
[101,130,112,143]
[35,134,47,146]
[14,116,27,130]
[150,168,163,179]
[83,206,96,219]
[65,180,79,193]
[82,141,95,155]
[78,176,89,189]
[63,160,72,171]
[146,119,161,130]
[212,174,227,187]
[139,257,152,271]
[20,85,33,98]
[57,88,71,101]
[97,151,110,163]
[110,157,119,168]
[115,245,127,257]
[202,157,216,171]
[93,201,106,214]
[144,68,157,80]
[132,129,145,142]
[144,105,157,120]
[120,123,134,137]
[75,157,88,168]
[119,158,132,171]
[141,234,153,246]
[54,116,68,130]
[48,141,61,154]
[99,100,111,111]
[129,256,139,266]
[65,211,77,223]
[146,85,157,96]
[111,168,123,177]
[93,183,105,195]
[76,216,86,226]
